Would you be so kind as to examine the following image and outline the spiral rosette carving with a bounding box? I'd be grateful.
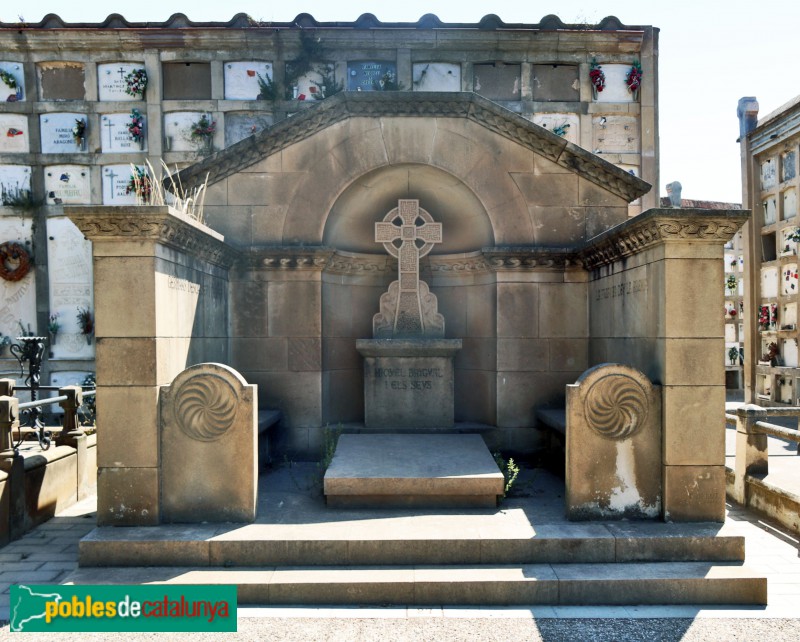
[174,374,239,442]
[584,374,648,440]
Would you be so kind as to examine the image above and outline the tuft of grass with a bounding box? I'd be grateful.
[493,451,520,498]
[130,159,208,224]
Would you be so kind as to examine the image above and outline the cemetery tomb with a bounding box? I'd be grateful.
[97,63,145,101]
[761,158,777,190]
[531,64,579,102]
[593,63,638,103]
[782,264,798,296]
[224,61,273,100]
[531,114,579,145]
[782,150,796,182]
[290,65,338,101]
[782,338,799,368]
[224,112,274,146]
[761,266,778,299]
[592,115,640,154]
[412,63,461,92]
[783,188,797,218]
[763,198,777,225]
[347,61,398,91]
[0,61,24,101]
[101,164,140,205]
[0,114,29,153]
[44,165,91,205]
[779,228,797,256]
[162,62,211,100]
[0,217,36,338]
[783,303,797,330]
[40,113,87,153]
[473,63,521,100]
[100,113,146,153]
[37,61,85,100]
[163,112,210,152]
[0,165,31,205]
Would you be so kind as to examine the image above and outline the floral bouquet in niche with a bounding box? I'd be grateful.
[72,118,86,147]
[77,307,94,344]
[124,68,148,98]
[128,108,145,144]
[626,60,642,99]
[589,58,605,98]
[125,165,152,203]
[190,114,216,153]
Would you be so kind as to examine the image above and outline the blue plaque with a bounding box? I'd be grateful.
[347,61,398,91]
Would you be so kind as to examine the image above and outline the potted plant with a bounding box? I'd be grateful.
[728,346,740,366]
[190,114,216,154]
[72,118,86,151]
[124,68,148,99]
[589,58,605,100]
[626,59,642,101]
[77,307,94,344]
[48,312,60,345]
[128,108,145,149]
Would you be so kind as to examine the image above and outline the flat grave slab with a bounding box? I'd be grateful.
[324,433,504,508]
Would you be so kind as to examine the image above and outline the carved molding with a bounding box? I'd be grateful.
[66,207,240,268]
[174,373,239,442]
[482,247,582,270]
[580,209,750,270]
[175,92,650,203]
[426,254,490,274]
[243,246,334,271]
[327,253,394,275]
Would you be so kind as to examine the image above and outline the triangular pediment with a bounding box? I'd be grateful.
[175,92,650,202]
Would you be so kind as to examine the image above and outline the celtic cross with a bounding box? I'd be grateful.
[374,199,443,336]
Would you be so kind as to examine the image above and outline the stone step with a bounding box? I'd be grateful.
[79,522,745,567]
[64,562,767,606]
[323,433,505,509]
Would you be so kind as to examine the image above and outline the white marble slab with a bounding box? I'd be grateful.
[101,164,140,205]
[0,114,28,153]
[40,113,87,154]
[0,217,36,339]
[99,112,146,153]
[592,115,639,154]
[531,113,579,145]
[762,266,779,299]
[0,61,25,102]
[412,63,461,92]
[47,217,94,359]
[0,165,31,205]
[98,63,145,101]
[593,64,638,103]
[44,165,91,204]
[224,61,272,100]
[224,112,274,145]
[783,189,797,219]
[163,111,207,152]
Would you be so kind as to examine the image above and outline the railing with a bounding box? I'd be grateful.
[727,405,800,505]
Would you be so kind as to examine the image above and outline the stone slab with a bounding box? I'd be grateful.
[324,434,503,508]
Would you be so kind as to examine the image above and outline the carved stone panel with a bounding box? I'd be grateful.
[224,61,273,100]
[44,165,91,204]
[160,363,257,523]
[473,63,521,100]
[0,114,28,153]
[99,112,146,153]
[566,363,662,520]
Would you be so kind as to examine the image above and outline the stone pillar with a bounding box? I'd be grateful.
[0,394,24,543]
[66,206,238,525]
[56,385,92,500]
[732,404,768,505]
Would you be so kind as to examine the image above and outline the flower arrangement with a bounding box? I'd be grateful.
[72,118,86,145]
[726,274,737,292]
[626,60,643,96]
[124,68,148,98]
[728,346,740,365]
[0,69,17,90]
[761,341,779,365]
[725,305,737,318]
[589,58,605,95]
[758,305,770,329]
[125,165,152,202]
[552,123,570,138]
[76,307,94,340]
[190,114,216,140]
[48,312,60,334]
[127,109,145,143]
[373,70,402,91]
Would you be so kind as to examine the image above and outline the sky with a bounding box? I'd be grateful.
[6,0,799,204]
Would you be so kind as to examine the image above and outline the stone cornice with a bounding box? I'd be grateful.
[243,246,335,271]
[579,209,750,270]
[64,205,240,268]
[482,247,583,270]
[174,92,651,203]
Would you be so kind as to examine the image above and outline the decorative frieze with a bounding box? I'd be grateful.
[482,247,582,270]
[243,246,334,271]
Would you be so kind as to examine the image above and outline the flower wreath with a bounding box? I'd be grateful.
[0,241,31,282]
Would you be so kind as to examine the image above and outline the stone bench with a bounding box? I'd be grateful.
[257,409,282,467]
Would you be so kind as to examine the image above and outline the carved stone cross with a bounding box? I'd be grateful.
[374,199,443,336]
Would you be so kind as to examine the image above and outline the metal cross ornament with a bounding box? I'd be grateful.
[375,199,442,335]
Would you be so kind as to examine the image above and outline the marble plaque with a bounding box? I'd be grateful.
[762,266,778,298]
[224,61,272,100]
[782,264,798,296]
[0,165,31,205]
[784,189,797,219]
[291,66,337,101]
[40,113,87,154]
[724,325,736,343]
[761,159,777,190]
[224,112,274,145]
[531,113,579,145]
[412,63,460,92]
[473,63,521,100]
[0,114,29,153]
[163,112,206,152]
[763,197,777,225]
[782,151,796,182]
[347,61,397,91]
[0,218,36,339]
[102,164,139,205]
[44,165,91,204]
[47,217,94,359]
[0,61,25,102]
[783,340,799,368]
[100,112,146,153]
[594,64,638,103]
[592,115,639,154]
[97,63,144,101]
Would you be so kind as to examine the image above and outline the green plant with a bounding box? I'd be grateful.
[373,70,404,91]
[311,65,343,100]
[726,274,737,291]
[0,68,17,89]
[76,307,93,336]
[493,452,520,497]
[17,320,34,337]
[1,186,35,209]
[256,71,279,101]
[728,346,740,365]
